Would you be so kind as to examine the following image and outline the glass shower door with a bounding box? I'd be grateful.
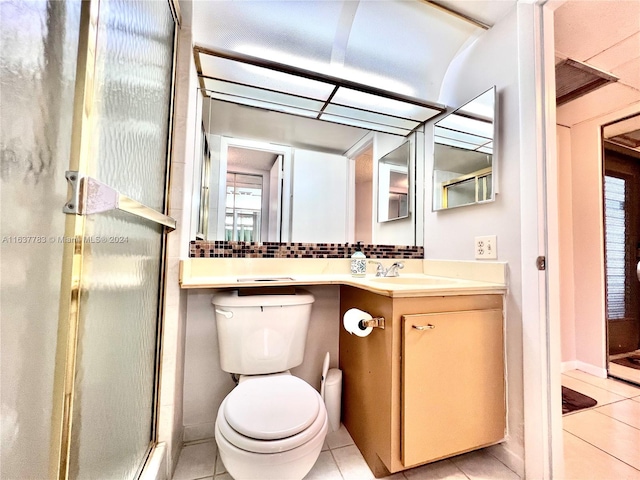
[1,0,178,478]
[62,1,177,478]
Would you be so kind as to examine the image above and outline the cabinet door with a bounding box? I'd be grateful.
[401,310,505,467]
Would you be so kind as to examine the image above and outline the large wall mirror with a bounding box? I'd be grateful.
[193,92,425,246]
[432,86,496,211]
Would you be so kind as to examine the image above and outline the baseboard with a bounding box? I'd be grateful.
[560,360,577,373]
[183,422,216,443]
[487,442,524,477]
[575,361,607,378]
[139,442,167,480]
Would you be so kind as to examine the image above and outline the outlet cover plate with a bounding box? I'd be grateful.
[475,235,497,259]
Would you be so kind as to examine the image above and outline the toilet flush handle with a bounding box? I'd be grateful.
[215,308,233,319]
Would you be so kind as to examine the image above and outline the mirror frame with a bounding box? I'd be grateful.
[432,86,497,211]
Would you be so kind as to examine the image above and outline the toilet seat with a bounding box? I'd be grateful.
[217,376,327,454]
[225,375,320,439]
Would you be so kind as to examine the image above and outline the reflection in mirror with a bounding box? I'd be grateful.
[225,172,263,242]
[432,87,496,210]
[193,90,425,246]
[378,141,410,222]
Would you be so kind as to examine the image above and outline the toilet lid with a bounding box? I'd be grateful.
[224,375,320,440]
[216,394,328,454]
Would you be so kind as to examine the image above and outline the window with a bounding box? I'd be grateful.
[225,172,263,242]
[604,175,627,320]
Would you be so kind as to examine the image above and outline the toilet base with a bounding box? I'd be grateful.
[214,414,328,480]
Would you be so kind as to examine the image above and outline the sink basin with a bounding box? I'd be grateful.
[369,276,459,286]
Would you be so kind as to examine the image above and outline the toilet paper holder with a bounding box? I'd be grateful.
[359,316,385,330]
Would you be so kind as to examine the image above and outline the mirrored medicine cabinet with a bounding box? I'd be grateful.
[192,93,425,246]
[432,86,497,211]
[378,141,410,222]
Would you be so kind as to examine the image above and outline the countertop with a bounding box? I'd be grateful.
[180,259,507,298]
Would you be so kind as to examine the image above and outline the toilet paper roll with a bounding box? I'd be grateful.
[343,308,373,337]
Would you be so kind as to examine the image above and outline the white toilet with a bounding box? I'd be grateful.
[211,290,328,480]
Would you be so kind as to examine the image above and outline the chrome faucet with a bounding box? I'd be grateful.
[368,260,405,277]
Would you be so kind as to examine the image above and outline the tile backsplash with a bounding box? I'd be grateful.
[189,241,424,259]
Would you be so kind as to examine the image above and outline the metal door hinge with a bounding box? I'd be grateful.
[536,256,546,271]
[63,171,176,231]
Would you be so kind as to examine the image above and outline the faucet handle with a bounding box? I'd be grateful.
[387,261,404,277]
[368,260,384,276]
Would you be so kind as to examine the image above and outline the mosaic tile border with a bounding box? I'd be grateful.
[189,241,424,259]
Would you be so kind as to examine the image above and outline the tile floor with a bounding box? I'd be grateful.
[561,369,640,479]
[172,425,519,480]
[172,370,640,480]
[609,351,640,385]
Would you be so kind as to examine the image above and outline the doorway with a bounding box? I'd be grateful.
[603,114,640,385]
[223,145,285,243]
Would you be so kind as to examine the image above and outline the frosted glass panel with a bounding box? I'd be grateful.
[203,77,325,112]
[71,211,163,479]
[332,87,441,121]
[69,0,175,478]
[0,1,81,478]
[323,103,420,130]
[91,0,175,211]
[199,54,334,100]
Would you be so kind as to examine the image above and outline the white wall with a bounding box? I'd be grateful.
[182,286,341,442]
[354,149,373,244]
[556,126,576,364]
[206,134,222,239]
[291,149,350,243]
[156,0,197,475]
[427,6,524,474]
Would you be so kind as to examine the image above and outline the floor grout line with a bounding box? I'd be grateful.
[563,428,640,473]
[484,448,522,477]
[327,447,347,480]
[591,405,640,431]
[563,373,637,397]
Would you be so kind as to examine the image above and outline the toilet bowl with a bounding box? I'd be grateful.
[211,290,326,479]
[215,373,328,480]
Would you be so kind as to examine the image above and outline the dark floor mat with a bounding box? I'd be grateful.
[610,355,640,370]
[562,386,597,414]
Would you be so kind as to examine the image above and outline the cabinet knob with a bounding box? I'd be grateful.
[412,324,435,330]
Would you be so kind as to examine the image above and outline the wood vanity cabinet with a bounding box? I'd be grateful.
[339,286,505,477]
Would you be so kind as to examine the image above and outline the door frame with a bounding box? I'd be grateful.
[218,136,293,242]
[602,116,640,371]
[522,2,564,478]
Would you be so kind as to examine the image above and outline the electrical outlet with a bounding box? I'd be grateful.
[475,235,497,259]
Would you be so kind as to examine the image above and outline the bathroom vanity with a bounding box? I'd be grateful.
[339,286,505,477]
[179,258,506,477]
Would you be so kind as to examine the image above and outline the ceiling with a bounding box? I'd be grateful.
[554,0,640,127]
[192,1,485,103]
[202,98,371,154]
[603,114,640,153]
[191,0,517,152]
[227,147,279,172]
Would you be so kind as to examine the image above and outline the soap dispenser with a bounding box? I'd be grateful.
[350,242,366,278]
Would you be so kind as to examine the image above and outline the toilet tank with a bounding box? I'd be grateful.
[211,290,315,375]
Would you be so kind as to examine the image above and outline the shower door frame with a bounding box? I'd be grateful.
[50,0,181,478]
